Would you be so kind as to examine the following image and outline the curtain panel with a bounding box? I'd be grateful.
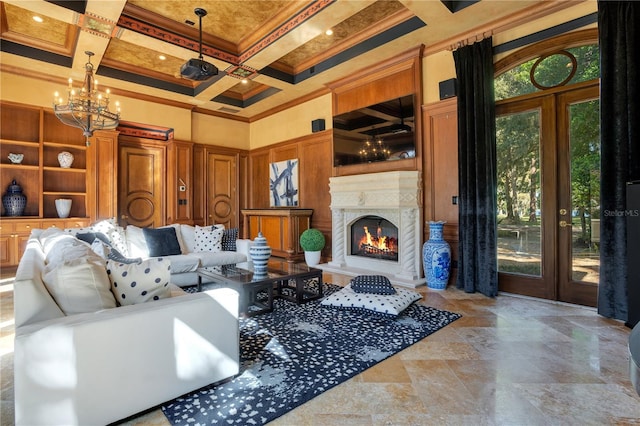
[453,37,498,297]
[597,1,640,321]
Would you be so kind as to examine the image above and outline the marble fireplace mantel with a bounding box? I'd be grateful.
[318,170,424,288]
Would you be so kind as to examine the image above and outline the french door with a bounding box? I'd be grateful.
[496,83,600,306]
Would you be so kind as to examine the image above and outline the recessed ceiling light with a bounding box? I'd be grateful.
[241,79,248,84]
[33,16,43,23]
[158,55,166,60]
[325,29,333,36]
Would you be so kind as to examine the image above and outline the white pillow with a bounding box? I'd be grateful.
[181,224,224,253]
[42,246,116,315]
[64,217,129,256]
[320,284,422,316]
[126,225,149,258]
[194,225,224,253]
[107,258,171,306]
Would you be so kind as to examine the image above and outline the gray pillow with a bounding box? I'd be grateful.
[142,227,182,257]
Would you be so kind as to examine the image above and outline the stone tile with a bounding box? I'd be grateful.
[3,272,640,426]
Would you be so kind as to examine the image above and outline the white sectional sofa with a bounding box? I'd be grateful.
[61,219,253,287]
[13,228,242,426]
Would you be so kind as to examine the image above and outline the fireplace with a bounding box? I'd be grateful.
[350,216,398,261]
[320,170,424,287]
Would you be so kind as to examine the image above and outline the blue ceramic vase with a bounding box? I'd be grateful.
[423,221,451,289]
[249,232,272,275]
[2,179,26,217]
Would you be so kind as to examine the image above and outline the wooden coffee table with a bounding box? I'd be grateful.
[196,260,323,317]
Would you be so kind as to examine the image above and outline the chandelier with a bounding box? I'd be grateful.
[359,135,390,162]
[53,51,120,145]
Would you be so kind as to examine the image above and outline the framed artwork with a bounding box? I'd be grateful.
[270,159,299,207]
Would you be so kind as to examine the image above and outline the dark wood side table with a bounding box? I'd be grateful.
[196,261,323,317]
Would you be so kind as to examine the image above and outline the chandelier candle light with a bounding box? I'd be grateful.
[359,135,390,162]
[53,51,120,146]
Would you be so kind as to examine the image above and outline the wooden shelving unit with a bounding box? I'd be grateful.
[1,100,92,266]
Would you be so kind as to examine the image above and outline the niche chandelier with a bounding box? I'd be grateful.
[53,51,120,145]
[359,134,390,162]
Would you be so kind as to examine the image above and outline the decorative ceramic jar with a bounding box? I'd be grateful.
[249,232,272,275]
[422,221,451,290]
[55,198,72,218]
[2,179,27,216]
[58,151,74,168]
[8,153,24,164]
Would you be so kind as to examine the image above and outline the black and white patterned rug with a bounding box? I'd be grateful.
[162,284,461,425]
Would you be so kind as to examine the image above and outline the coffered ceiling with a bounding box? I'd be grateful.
[0,0,550,120]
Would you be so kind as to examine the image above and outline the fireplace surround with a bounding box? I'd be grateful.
[320,170,424,287]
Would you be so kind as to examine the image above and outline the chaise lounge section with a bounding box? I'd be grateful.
[13,228,241,425]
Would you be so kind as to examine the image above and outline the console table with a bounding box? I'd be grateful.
[241,208,312,262]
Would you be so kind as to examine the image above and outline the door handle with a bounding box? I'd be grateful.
[121,214,128,219]
[559,220,571,228]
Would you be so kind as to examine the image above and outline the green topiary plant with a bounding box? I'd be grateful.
[299,228,325,252]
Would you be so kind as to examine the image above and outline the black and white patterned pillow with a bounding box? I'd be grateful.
[106,257,171,306]
[194,225,224,253]
[350,275,397,295]
[321,284,421,316]
[221,228,238,251]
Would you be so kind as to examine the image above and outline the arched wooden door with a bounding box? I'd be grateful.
[206,151,238,228]
[118,140,165,228]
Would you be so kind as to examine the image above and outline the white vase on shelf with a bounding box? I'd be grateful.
[58,151,74,168]
[55,199,72,218]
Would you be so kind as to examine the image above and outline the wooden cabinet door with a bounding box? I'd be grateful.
[89,130,119,221]
[166,140,193,224]
[206,151,238,228]
[118,143,165,228]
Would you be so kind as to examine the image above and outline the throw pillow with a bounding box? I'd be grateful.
[64,217,129,256]
[180,224,224,253]
[320,284,421,317]
[90,239,142,264]
[125,225,149,258]
[107,257,171,306]
[76,231,110,245]
[194,225,224,253]
[221,228,238,251]
[42,242,116,315]
[142,227,182,257]
[350,275,397,295]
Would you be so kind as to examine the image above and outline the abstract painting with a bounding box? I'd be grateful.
[270,159,299,207]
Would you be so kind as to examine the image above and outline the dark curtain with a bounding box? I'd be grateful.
[597,1,640,321]
[453,37,498,297]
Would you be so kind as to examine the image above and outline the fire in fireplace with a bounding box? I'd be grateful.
[350,215,398,261]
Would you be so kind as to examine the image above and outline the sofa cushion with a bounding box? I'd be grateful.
[222,228,238,251]
[164,254,200,273]
[142,227,182,257]
[107,257,171,306]
[192,251,247,267]
[194,225,224,253]
[42,237,116,315]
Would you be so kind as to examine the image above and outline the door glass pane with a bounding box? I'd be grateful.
[569,99,600,283]
[496,111,542,276]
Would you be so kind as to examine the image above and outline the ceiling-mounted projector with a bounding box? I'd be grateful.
[181,58,217,81]
[181,8,218,81]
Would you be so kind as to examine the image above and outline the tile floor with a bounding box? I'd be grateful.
[2,270,640,426]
